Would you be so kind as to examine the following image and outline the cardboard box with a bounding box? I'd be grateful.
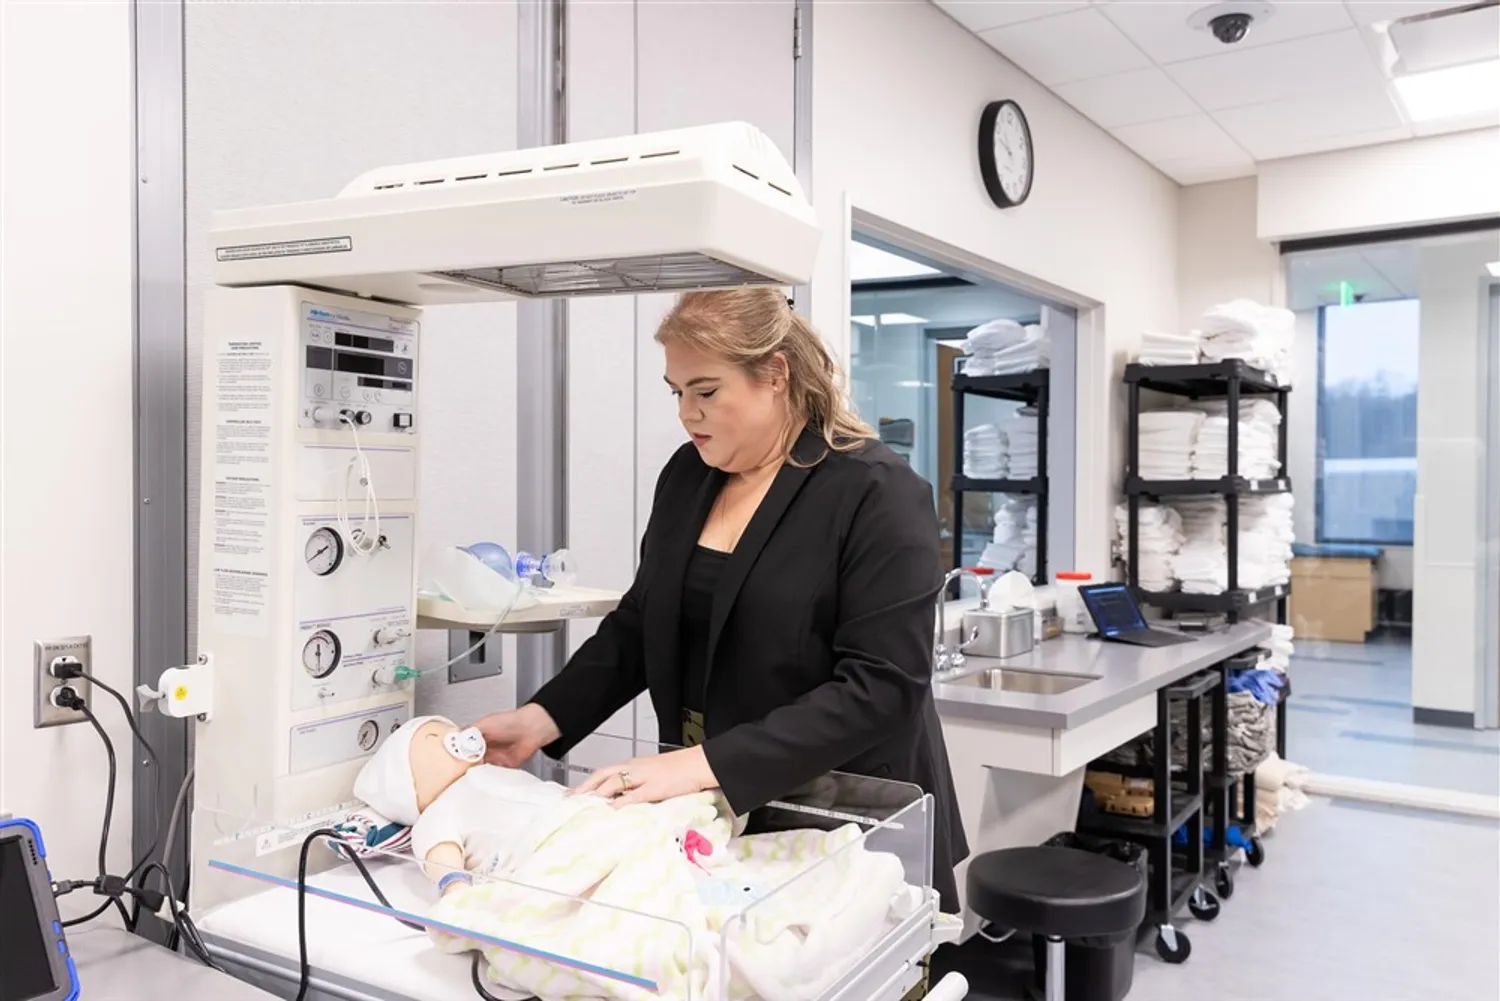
[1290,556,1377,642]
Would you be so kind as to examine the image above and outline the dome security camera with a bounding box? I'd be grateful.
[1209,11,1254,43]
[1189,3,1274,45]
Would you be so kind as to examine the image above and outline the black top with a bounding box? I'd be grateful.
[528,426,969,911]
[679,544,729,747]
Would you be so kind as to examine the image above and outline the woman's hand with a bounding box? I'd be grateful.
[573,746,718,807]
[473,703,562,767]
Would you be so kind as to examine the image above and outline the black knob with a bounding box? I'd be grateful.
[341,408,372,426]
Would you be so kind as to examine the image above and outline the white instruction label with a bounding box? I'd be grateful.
[252,801,364,858]
[217,237,353,262]
[559,188,637,207]
[211,337,274,637]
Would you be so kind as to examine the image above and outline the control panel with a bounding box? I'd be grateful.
[291,514,416,711]
[289,701,411,775]
[299,301,417,434]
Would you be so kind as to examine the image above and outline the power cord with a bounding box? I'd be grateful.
[50,691,133,932]
[49,676,197,962]
[134,860,219,970]
[51,662,164,884]
[292,829,503,1001]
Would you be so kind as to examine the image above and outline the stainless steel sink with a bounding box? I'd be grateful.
[941,668,1099,695]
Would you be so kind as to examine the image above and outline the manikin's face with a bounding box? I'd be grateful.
[408,719,472,813]
[663,340,788,474]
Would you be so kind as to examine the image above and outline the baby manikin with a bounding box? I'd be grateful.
[352,715,571,895]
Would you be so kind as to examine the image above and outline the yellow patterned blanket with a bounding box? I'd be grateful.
[426,791,915,1001]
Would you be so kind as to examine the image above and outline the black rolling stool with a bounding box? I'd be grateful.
[967,846,1147,1001]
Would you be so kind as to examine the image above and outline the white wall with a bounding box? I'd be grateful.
[810,2,1180,576]
[183,2,521,722]
[564,2,797,755]
[1178,178,1282,333]
[0,1,138,899]
[1258,129,1500,243]
[1412,234,1500,717]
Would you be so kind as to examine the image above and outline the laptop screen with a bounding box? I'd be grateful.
[0,835,57,1001]
[1079,583,1148,637]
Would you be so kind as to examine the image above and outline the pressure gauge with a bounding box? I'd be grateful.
[302,629,342,679]
[304,527,344,576]
[356,720,380,752]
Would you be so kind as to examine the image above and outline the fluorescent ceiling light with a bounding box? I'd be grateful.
[850,313,930,326]
[849,242,941,282]
[1488,262,1500,278]
[1392,59,1500,122]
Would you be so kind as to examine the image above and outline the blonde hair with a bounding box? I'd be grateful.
[655,288,874,461]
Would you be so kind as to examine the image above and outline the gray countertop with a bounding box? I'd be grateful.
[932,621,1273,729]
[65,926,281,1000]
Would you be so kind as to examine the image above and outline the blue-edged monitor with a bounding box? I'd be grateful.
[0,818,80,1001]
[1077,583,1196,648]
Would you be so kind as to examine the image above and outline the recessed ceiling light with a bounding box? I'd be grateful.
[1487,262,1500,278]
[1393,59,1500,122]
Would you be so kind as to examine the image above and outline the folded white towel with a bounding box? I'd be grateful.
[1137,329,1204,366]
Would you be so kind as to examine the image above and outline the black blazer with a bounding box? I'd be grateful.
[529,427,969,909]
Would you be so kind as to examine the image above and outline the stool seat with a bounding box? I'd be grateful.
[967,846,1146,940]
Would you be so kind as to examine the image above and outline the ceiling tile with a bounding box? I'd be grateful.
[1411,111,1500,137]
[935,1,1090,34]
[980,7,1152,86]
[1213,86,1408,158]
[1101,0,1352,64]
[1112,112,1248,162]
[1166,29,1388,110]
[1053,67,1201,128]
[1257,123,1415,160]
[1157,154,1258,186]
[1343,1,1454,26]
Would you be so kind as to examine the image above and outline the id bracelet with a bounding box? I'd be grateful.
[438,871,474,894]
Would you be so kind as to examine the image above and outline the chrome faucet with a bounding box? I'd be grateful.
[934,567,994,675]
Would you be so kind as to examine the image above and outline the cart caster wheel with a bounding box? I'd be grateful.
[1155,925,1192,964]
[1189,887,1220,922]
[1215,863,1235,899]
[1245,837,1266,868]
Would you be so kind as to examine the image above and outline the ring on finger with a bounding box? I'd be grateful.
[618,769,634,793]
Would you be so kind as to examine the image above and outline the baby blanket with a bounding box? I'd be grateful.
[426,791,912,1001]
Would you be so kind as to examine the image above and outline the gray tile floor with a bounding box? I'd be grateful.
[1284,638,1500,797]
[938,798,1500,1001]
[1128,799,1500,1001]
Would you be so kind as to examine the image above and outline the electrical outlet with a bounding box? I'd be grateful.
[34,636,92,728]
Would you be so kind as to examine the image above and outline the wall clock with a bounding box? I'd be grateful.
[979,100,1034,209]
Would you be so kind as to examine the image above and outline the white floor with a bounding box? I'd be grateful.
[1285,638,1500,798]
[1128,798,1500,1001]
[939,797,1500,1001]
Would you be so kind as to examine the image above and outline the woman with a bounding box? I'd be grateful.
[474,287,968,909]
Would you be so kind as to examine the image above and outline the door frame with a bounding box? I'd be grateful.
[1477,279,1500,729]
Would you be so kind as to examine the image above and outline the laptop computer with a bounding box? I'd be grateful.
[1078,583,1196,648]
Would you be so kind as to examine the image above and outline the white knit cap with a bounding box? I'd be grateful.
[353,715,453,826]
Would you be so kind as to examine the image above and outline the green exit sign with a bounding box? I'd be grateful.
[1338,280,1355,307]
